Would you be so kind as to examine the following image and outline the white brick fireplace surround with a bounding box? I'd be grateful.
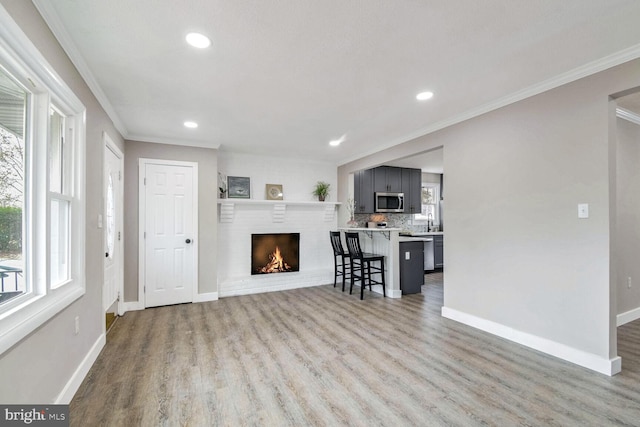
[217,200,339,297]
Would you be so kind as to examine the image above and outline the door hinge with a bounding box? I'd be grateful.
[118,231,121,241]
[119,171,122,181]
[143,177,146,185]
[143,231,146,238]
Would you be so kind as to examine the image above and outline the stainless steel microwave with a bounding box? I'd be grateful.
[375,192,404,213]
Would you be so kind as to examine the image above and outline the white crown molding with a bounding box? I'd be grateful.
[32,0,129,139]
[340,42,640,166]
[616,107,640,126]
[126,133,221,149]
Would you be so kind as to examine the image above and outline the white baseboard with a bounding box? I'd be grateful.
[220,280,321,298]
[55,333,106,404]
[387,289,402,298]
[441,306,621,376]
[194,291,219,303]
[617,307,640,326]
[122,301,144,313]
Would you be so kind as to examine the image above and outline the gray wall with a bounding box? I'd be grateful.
[616,117,640,315]
[339,58,640,366]
[422,172,441,184]
[124,140,218,302]
[0,0,124,402]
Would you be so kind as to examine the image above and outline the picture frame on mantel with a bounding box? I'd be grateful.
[227,176,251,199]
[266,184,283,200]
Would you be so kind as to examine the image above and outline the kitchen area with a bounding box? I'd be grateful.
[346,148,444,296]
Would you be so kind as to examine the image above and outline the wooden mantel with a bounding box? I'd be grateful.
[217,199,341,223]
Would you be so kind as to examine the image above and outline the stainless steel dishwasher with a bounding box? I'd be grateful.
[423,238,434,271]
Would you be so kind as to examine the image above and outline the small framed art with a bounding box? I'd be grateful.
[266,184,283,200]
[227,176,251,199]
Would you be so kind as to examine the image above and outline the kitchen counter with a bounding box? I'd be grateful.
[399,231,444,236]
[338,227,402,298]
[398,236,434,243]
[343,227,403,232]
[336,228,444,297]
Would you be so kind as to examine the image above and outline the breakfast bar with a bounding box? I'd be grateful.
[338,227,402,298]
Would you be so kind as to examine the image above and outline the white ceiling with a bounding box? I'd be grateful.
[33,0,640,166]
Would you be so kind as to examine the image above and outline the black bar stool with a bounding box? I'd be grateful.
[330,231,351,291]
[345,232,386,300]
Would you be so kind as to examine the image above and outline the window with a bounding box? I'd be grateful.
[49,107,72,287]
[0,68,26,305]
[0,6,86,354]
[416,183,440,225]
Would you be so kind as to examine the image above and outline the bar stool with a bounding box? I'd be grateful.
[345,232,386,300]
[329,231,350,291]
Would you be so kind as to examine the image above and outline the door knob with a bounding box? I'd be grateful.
[105,252,109,257]
[186,239,192,244]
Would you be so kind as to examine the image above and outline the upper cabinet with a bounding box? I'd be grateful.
[354,166,421,215]
[354,168,375,213]
[374,166,402,193]
[402,168,422,214]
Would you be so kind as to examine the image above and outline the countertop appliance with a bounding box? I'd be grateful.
[375,192,404,213]
[367,221,388,228]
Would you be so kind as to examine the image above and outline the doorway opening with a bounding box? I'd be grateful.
[104,134,123,334]
[613,88,640,373]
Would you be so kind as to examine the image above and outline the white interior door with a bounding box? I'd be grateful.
[103,136,123,313]
[141,160,198,308]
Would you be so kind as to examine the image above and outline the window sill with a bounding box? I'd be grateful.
[0,283,84,355]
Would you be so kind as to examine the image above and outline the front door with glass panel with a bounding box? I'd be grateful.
[103,140,123,313]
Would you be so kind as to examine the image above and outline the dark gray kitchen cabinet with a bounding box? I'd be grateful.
[400,241,424,294]
[433,235,444,268]
[374,166,402,193]
[401,168,422,214]
[353,169,374,213]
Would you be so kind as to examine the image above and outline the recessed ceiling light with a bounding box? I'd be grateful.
[185,32,211,49]
[329,135,346,146]
[416,91,434,101]
[184,121,198,129]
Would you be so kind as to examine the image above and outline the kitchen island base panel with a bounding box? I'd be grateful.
[338,227,401,298]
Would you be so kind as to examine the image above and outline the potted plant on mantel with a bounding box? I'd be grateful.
[312,181,330,201]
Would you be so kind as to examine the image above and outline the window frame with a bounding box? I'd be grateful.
[415,181,440,225]
[0,4,86,355]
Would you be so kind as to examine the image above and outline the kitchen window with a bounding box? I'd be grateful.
[0,6,86,355]
[415,183,440,225]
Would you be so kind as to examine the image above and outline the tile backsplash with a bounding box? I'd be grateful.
[352,213,433,232]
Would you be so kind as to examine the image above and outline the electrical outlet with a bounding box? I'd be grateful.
[75,316,80,335]
[405,251,410,260]
[628,277,632,289]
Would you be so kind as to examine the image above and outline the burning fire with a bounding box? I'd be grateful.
[257,246,293,273]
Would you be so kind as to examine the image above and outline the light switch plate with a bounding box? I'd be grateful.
[578,203,589,219]
[405,252,410,260]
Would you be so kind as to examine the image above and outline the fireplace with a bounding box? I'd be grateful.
[251,233,300,275]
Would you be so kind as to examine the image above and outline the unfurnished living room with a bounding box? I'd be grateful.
[1,1,640,426]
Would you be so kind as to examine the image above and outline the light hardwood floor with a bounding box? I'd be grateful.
[71,274,640,426]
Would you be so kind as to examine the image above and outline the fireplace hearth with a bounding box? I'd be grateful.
[251,233,300,275]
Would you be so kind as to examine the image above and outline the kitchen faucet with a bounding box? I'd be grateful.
[427,213,433,232]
